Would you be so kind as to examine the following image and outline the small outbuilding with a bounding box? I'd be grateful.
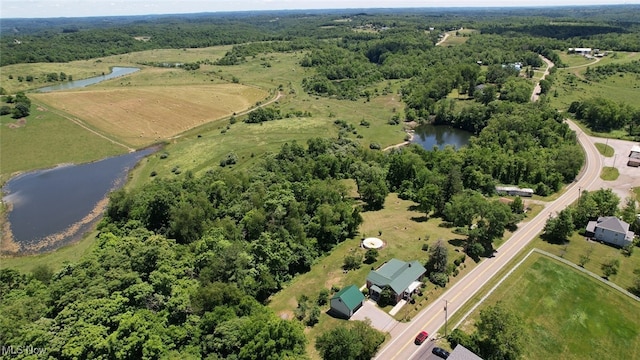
[628,145,640,167]
[330,285,365,319]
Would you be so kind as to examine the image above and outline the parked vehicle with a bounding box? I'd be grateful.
[432,346,450,359]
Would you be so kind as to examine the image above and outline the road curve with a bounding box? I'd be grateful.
[374,120,602,360]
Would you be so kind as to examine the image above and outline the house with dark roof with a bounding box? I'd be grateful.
[366,258,426,305]
[585,216,635,247]
[330,285,365,319]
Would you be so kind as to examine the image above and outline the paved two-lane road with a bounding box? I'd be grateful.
[374,120,603,360]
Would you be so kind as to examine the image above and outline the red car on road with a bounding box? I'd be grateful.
[414,330,429,345]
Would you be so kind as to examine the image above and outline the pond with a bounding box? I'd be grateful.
[36,66,140,93]
[411,124,472,150]
[2,147,157,254]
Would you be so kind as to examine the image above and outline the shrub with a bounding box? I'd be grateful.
[343,253,363,270]
[429,272,448,287]
[364,249,379,264]
[307,306,320,326]
[317,289,330,306]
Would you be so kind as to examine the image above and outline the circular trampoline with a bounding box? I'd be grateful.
[362,237,384,249]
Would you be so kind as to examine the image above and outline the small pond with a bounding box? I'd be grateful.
[36,66,140,93]
[411,124,472,150]
[2,148,156,254]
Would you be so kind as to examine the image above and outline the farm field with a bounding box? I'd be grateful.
[457,253,640,360]
[32,83,269,147]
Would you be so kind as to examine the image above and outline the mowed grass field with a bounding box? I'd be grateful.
[457,253,640,360]
[550,51,640,112]
[31,83,268,147]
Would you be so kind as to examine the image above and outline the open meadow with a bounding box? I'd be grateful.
[550,51,640,113]
[456,253,640,360]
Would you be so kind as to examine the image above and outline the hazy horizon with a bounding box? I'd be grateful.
[1,0,635,19]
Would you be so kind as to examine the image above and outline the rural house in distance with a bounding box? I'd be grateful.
[366,259,426,305]
[585,216,635,247]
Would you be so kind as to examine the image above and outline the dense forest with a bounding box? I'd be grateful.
[2,5,640,67]
[3,5,639,359]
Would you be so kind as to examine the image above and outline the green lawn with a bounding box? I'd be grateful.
[533,232,640,292]
[458,253,640,360]
[594,142,615,157]
[600,166,620,181]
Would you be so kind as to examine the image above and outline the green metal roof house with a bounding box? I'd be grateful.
[366,258,426,304]
[330,285,365,319]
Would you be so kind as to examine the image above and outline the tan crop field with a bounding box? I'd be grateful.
[31,84,269,147]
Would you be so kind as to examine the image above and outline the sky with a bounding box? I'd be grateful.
[0,0,634,19]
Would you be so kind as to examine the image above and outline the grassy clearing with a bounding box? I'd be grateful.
[130,116,336,185]
[0,231,98,273]
[268,192,465,358]
[600,166,620,181]
[533,232,640,291]
[440,29,477,46]
[456,253,640,360]
[550,52,640,112]
[595,142,615,157]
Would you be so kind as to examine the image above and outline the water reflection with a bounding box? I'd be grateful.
[36,67,140,93]
[411,124,472,150]
[2,148,156,254]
